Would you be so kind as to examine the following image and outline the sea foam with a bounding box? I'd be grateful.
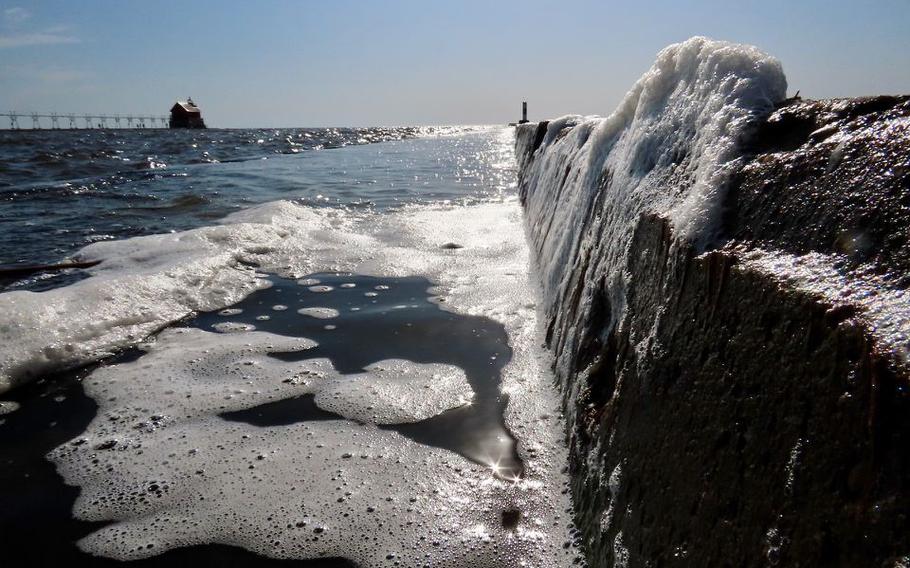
[12,186,579,564]
[47,328,506,564]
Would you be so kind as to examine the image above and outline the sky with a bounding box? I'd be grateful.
[0,0,908,128]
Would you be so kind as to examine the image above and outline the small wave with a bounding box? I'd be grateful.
[164,193,210,209]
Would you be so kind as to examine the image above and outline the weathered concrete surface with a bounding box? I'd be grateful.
[729,96,910,277]
[517,96,910,567]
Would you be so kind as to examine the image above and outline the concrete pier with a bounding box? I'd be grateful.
[0,111,168,130]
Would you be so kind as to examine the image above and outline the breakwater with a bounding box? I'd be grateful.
[517,37,910,566]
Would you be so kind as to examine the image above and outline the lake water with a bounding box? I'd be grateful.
[0,126,582,567]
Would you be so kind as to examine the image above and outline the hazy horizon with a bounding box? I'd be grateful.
[1,0,909,128]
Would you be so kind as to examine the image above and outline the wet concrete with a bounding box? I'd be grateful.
[729,95,910,277]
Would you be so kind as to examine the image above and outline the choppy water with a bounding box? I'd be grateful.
[0,125,508,271]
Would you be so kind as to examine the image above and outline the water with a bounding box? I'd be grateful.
[0,126,508,271]
[0,126,580,566]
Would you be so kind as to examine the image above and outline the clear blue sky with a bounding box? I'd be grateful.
[1,0,908,127]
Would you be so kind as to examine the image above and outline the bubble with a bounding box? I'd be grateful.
[211,322,256,333]
[297,307,340,320]
[0,400,21,415]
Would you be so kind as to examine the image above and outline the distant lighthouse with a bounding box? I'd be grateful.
[519,101,529,124]
[169,97,207,129]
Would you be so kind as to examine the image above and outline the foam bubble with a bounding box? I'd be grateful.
[296,307,340,320]
[312,359,473,424]
[48,328,568,565]
[0,216,280,392]
[211,322,256,333]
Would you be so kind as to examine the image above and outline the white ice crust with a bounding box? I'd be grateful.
[518,37,786,391]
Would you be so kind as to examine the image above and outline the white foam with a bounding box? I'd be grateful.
[46,328,497,563]
[211,322,257,333]
[313,359,473,424]
[296,307,340,319]
[6,125,578,565]
[0,125,529,394]
[0,214,288,392]
[39,196,579,564]
[0,400,19,415]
